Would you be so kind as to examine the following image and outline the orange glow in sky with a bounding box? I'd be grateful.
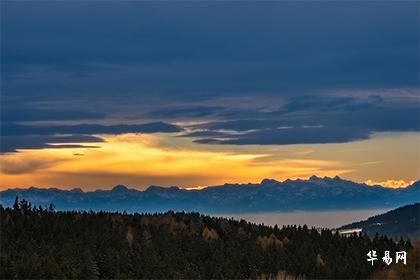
[0,132,418,190]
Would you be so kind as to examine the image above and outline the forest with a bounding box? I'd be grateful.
[1,198,418,279]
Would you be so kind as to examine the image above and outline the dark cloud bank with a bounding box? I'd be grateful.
[1,2,418,152]
[1,122,181,153]
[188,95,419,145]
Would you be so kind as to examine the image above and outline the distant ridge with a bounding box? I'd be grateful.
[1,177,419,213]
[340,203,420,240]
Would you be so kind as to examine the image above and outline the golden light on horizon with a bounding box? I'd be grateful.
[0,132,418,190]
[0,133,349,190]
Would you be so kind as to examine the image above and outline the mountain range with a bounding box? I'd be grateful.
[1,176,419,213]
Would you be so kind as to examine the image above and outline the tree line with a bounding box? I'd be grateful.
[0,197,417,279]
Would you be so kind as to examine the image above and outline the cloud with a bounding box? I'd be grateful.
[196,119,289,132]
[144,106,223,119]
[365,179,415,188]
[194,126,371,145]
[2,2,418,100]
[0,133,351,189]
[1,135,103,153]
[1,122,182,153]
[1,2,418,149]
[280,95,380,113]
[182,94,419,145]
[3,122,181,137]
[2,122,182,136]
[0,157,63,174]
[1,106,105,122]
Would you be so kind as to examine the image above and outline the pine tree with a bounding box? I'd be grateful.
[13,196,19,211]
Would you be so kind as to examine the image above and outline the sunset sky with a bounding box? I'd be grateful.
[1,2,419,190]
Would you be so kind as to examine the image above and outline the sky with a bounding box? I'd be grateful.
[1,1,419,190]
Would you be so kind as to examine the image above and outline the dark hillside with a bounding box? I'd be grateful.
[340,203,420,240]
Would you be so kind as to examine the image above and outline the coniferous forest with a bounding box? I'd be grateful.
[1,198,418,279]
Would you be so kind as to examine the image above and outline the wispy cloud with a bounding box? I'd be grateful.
[0,134,348,189]
[365,179,415,188]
